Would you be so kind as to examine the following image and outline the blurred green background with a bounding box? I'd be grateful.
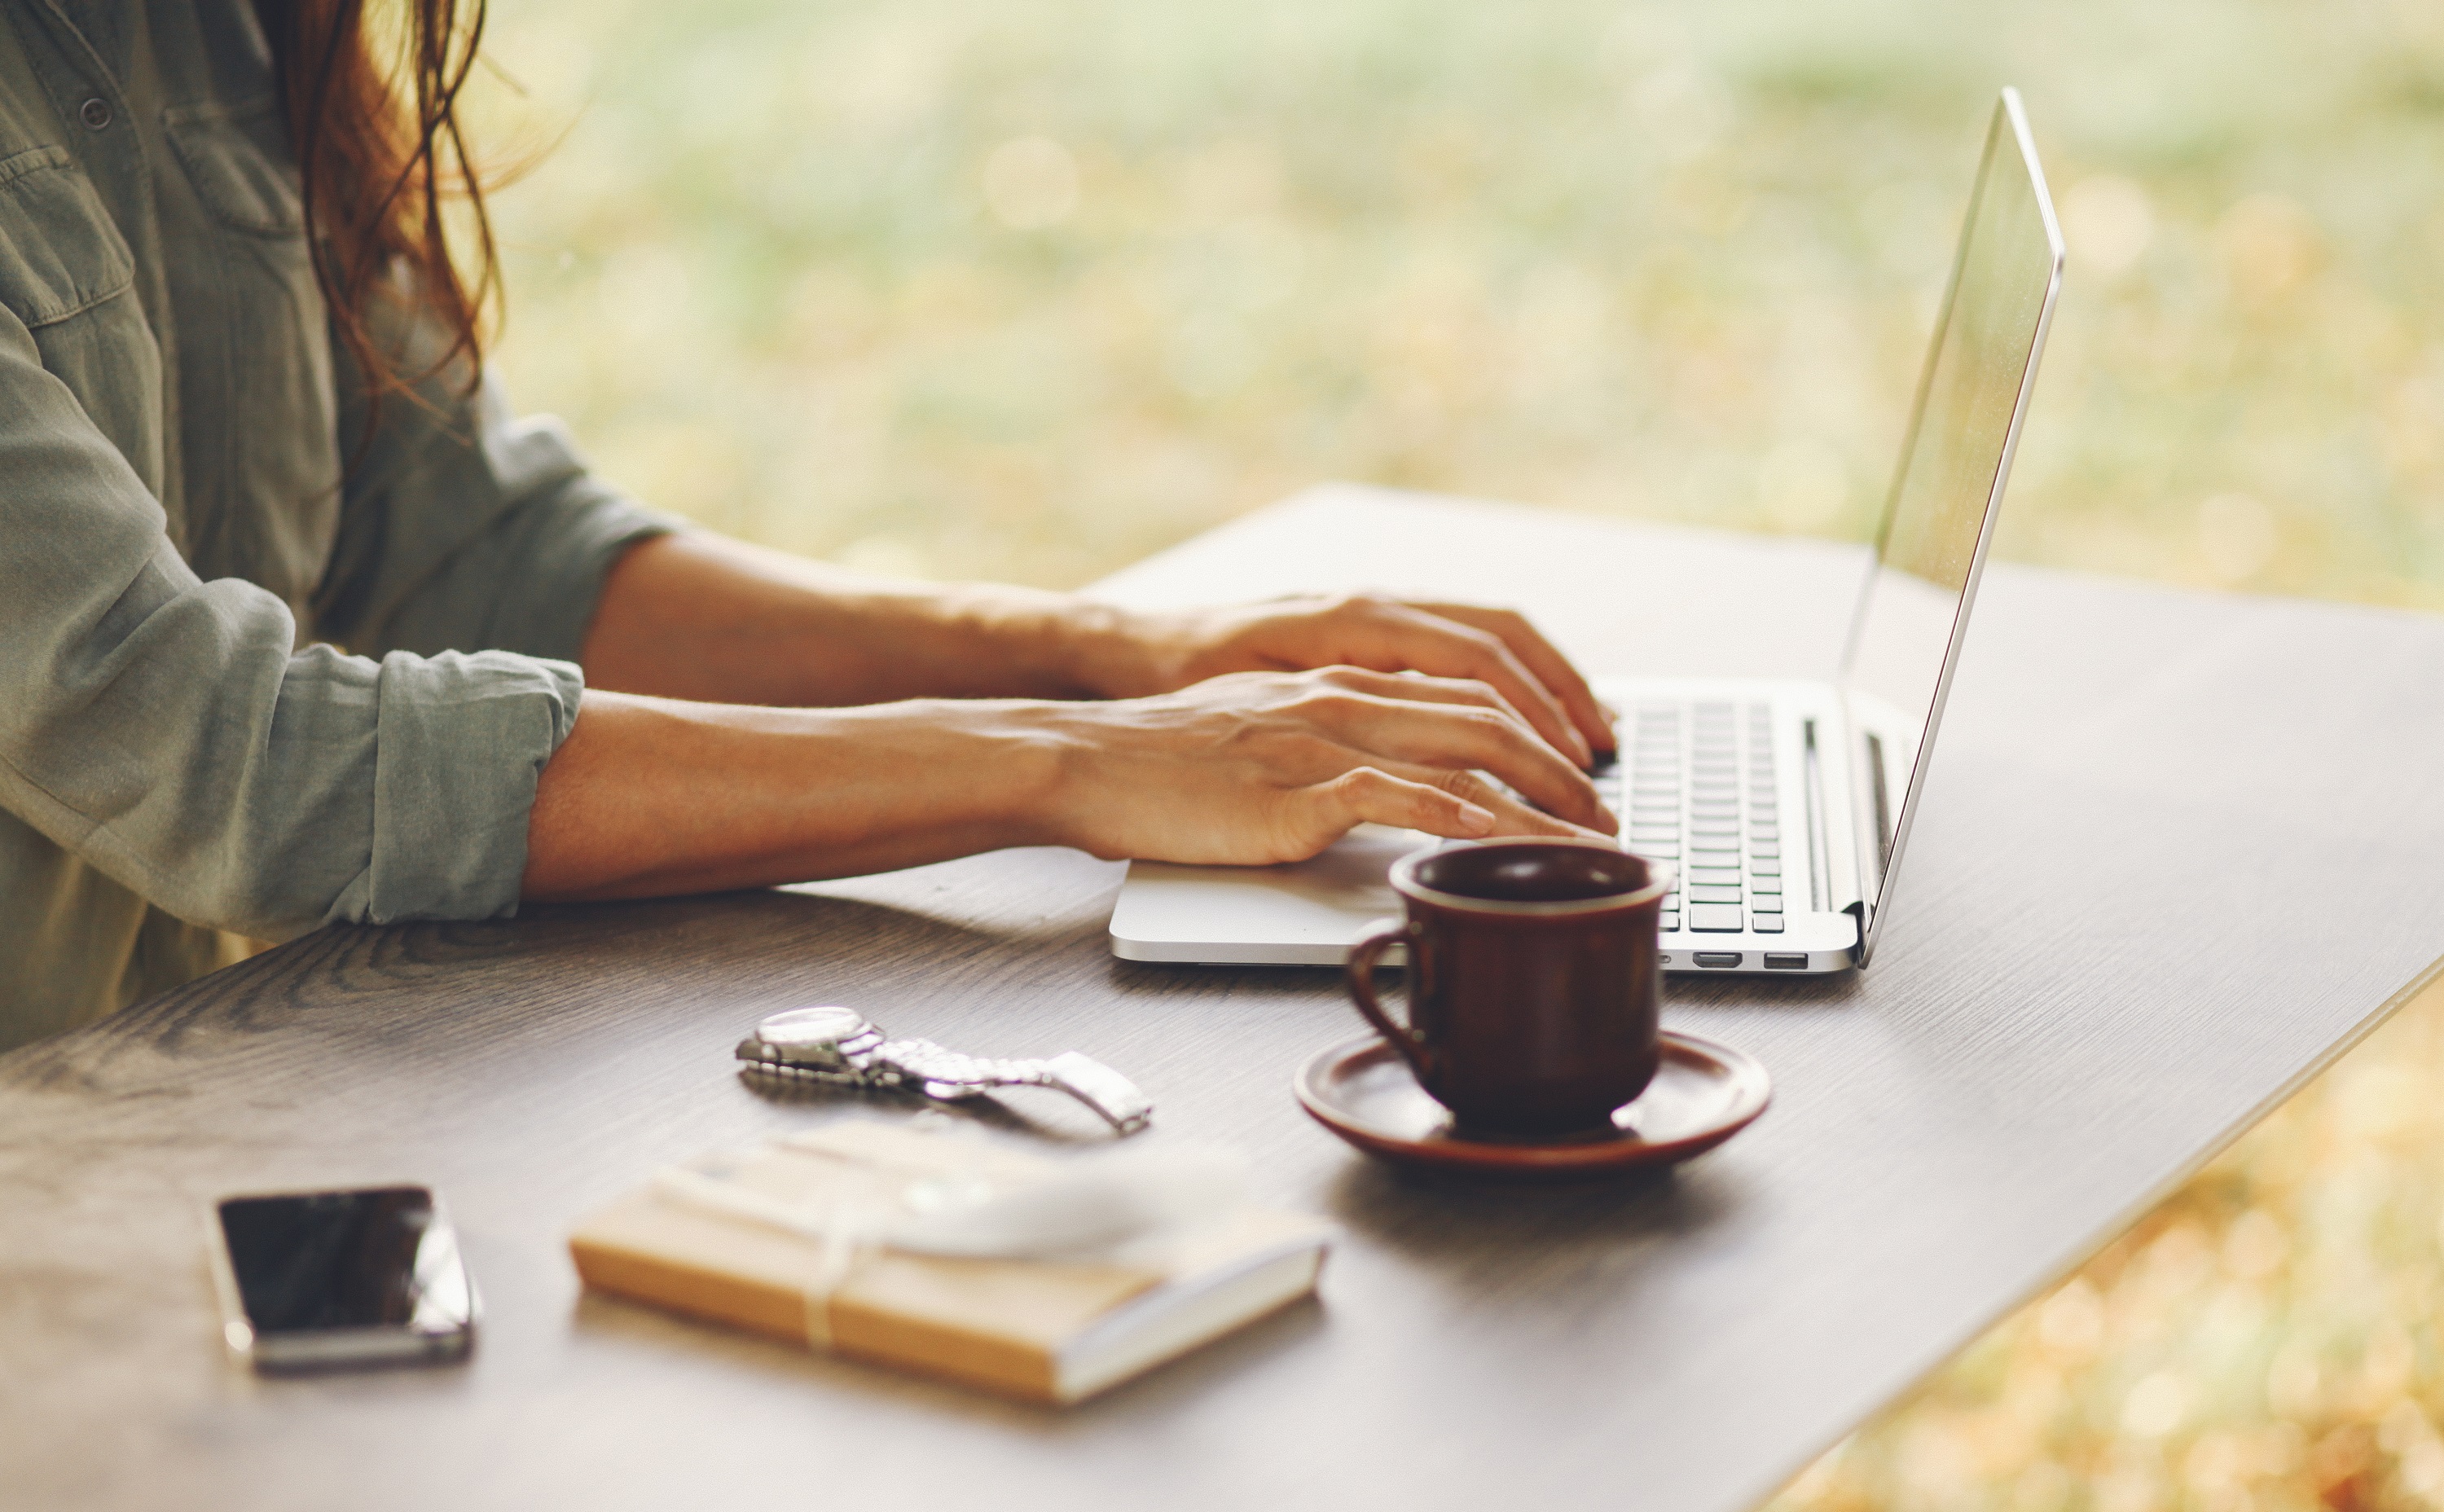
[472,0,2444,1505]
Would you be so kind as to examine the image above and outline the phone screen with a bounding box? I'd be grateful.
[217,1187,476,1365]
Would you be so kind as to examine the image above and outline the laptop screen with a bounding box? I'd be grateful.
[1839,90,2064,963]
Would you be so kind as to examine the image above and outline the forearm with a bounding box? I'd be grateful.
[578,532,1152,707]
[521,689,1063,900]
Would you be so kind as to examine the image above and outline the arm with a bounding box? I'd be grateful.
[575,530,1139,706]
[525,669,1612,901]
[582,531,1619,763]
[0,307,574,942]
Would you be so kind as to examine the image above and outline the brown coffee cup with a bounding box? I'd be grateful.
[1343,838,1673,1137]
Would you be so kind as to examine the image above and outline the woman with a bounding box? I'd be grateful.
[0,0,1615,1053]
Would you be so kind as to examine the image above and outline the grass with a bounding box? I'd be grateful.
[468,0,2444,1503]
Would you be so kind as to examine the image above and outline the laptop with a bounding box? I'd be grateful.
[1109,89,2064,976]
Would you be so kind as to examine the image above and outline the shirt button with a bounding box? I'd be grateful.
[78,97,111,130]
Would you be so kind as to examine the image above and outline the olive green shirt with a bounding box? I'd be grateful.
[0,2,671,1050]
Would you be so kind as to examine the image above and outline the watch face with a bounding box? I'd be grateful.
[756,1005,873,1053]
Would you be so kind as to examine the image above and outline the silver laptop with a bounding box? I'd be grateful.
[1110,90,2064,976]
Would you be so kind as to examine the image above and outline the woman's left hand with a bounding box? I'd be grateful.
[1105,593,1615,768]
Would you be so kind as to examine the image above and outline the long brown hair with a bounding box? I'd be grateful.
[254,0,499,407]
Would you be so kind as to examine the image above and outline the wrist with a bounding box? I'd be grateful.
[955,698,1120,855]
[1056,600,1217,700]
[1030,599,1174,700]
[916,698,1084,849]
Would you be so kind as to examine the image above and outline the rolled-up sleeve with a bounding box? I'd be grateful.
[0,306,584,940]
[313,330,677,665]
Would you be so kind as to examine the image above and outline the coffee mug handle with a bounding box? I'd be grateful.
[1345,918,1432,1082]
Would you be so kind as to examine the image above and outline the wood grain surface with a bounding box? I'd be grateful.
[7,484,2442,1512]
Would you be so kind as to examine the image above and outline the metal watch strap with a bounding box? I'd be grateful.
[867,1039,1154,1135]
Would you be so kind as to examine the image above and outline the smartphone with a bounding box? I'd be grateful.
[209,1185,479,1372]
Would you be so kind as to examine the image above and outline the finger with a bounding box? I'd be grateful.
[1280,767,1499,857]
[1297,688,1615,833]
[1408,602,1615,756]
[1377,762,1609,841]
[1334,606,1593,767]
[1314,666,1532,723]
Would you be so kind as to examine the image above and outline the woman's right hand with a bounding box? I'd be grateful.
[1019,666,1615,865]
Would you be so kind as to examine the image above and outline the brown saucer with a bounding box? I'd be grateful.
[1293,1030,1770,1179]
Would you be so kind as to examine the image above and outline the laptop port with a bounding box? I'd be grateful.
[1694,952,1742,969]
[1764,953,1809,971]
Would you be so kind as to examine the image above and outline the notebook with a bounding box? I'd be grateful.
[569,1121,1333,1404]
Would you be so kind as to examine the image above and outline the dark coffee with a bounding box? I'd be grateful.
[1343,839,1671,1136]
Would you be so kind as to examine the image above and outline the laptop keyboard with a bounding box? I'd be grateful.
[1602,701,1786,935]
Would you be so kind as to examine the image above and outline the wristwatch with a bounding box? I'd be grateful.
[735,1006,1154,1135]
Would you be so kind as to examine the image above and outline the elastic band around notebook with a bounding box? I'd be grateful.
[652,1166,877,1349]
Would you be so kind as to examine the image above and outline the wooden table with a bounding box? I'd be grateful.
[8,485,2442,1512]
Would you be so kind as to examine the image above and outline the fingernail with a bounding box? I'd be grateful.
[1458,802,1497,835]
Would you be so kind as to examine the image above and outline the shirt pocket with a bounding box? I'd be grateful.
[0,145,137,327]
[162,98,305,237]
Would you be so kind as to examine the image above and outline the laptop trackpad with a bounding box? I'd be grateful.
[1107,824,1435,964]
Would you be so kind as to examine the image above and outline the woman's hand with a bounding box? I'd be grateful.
[1023,666,1615,866]
[1097,594,1615,769]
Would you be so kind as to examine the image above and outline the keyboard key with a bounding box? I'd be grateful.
[1751,824,1779,841]
[1752,859,1782,877]
[1752,914,1785,934]
[1691,837,1740,854]
[1688,867,1742,886]
[1691,823,1741,839]
[1750,872,1781,890]
[1659,912,1680,932]
[1689,885,1742,903]
[1747,842,1780,859]
[1632,842,1680,857]
[1751,895,1782,913]
[1687,904,1743,932]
